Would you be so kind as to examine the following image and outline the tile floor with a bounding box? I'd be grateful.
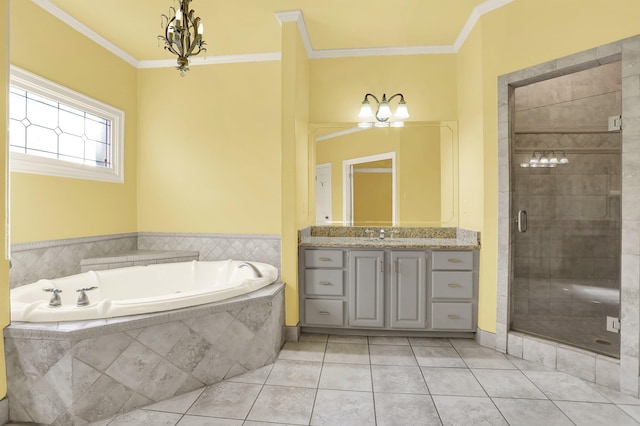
[23,334,640,425]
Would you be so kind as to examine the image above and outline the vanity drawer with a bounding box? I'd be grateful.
[305,269,344,296]
[431,303,473,330]
[305,299,344,326]
[304,249,344,268]
[432,251,473,270]
[432,271,473,299]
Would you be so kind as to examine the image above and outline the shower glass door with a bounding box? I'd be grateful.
[510,63,622,358]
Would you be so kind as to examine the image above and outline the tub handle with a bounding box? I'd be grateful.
[76,286,98,307]
[43,288,62,307]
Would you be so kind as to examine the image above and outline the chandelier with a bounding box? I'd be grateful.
[358,93,410,128]
[158,0,207,76]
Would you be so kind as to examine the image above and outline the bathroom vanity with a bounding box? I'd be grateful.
[298,227,480,335]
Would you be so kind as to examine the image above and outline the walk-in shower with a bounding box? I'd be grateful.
[509,61,622,358]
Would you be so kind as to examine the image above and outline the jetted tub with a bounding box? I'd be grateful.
[10,259,278,322]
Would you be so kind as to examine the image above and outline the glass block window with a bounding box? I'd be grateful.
[9,66,124,183]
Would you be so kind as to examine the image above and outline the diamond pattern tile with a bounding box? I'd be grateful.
[5,287,284,425]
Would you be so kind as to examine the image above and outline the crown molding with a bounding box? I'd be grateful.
[453,0,515,51]
[275,10,314,58]
[33,0,514,67]
[138,52,282,69]
[31,0,139,68]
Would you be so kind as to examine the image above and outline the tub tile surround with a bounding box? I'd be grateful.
[10,234,137,289]
[497,35,640,396]
[4,283,285,425]
[137,232,281,272]
[10,232,281,289]
[79,250,200,272]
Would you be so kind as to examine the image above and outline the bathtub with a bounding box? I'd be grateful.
[10,259,278,322]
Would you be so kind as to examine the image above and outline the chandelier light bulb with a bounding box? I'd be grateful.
[198,22,204,36]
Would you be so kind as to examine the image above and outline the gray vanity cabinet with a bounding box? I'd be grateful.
[429,251,477,331]
[348,250,385,327]
[390,251,427,329]
[299,246,478,333]
[301,249,346,327]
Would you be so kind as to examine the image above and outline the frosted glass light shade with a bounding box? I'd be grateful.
[559,153,569,164]
[359,101,374,119]
[378,101,392,119]
[394,100,410,119]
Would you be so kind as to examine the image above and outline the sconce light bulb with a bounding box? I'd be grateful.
[529,153,538,164]
[394,100,410,119]
[559,152,569,164]
[359,101,374,119]
[377,101,392,120]
[539,153,549,164]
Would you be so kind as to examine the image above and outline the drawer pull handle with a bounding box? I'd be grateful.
[448,258,463,264]
[448,314,461,319]
[447,283,461,288]
[319,281,332,286]
[319,257,332,261]
[319,311,330,315]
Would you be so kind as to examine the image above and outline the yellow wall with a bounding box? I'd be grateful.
[0,0,9,399]
[9,0,138,243]
[310,55,457,123]
[136,62,281,234]
[457,0,640,332]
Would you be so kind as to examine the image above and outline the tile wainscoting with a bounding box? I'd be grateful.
[9,232,281,289]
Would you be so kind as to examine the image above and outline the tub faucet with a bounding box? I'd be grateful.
[43,288,62,308]
[238,262,263,278]
[76,286,98,307]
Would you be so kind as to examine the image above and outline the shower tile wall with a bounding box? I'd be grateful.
[512,135,621,316]
[511,61,622,354]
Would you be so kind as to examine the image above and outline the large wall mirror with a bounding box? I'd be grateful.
[310,121,458,227]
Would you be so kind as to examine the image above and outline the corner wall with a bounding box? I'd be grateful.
[0,0,9,400]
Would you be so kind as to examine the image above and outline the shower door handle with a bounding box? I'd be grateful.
[517,210,528,233]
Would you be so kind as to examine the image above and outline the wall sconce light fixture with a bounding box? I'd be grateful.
[520,150,569,168]
[358,93,409,128]
[158,0,207,76]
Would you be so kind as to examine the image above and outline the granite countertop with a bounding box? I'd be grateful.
[299,236,478,249]
[298,226,480,249]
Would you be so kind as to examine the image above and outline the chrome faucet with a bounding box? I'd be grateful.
[76,286,98,307]
[238,262,263,278]
[379,229,385,239]
[43,288,62,307]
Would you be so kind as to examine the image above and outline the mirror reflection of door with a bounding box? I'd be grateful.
[352,160,392,226]
[315,164,332,225]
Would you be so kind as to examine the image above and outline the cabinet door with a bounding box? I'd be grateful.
[348,250,384,327]
[390,251,426,329]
